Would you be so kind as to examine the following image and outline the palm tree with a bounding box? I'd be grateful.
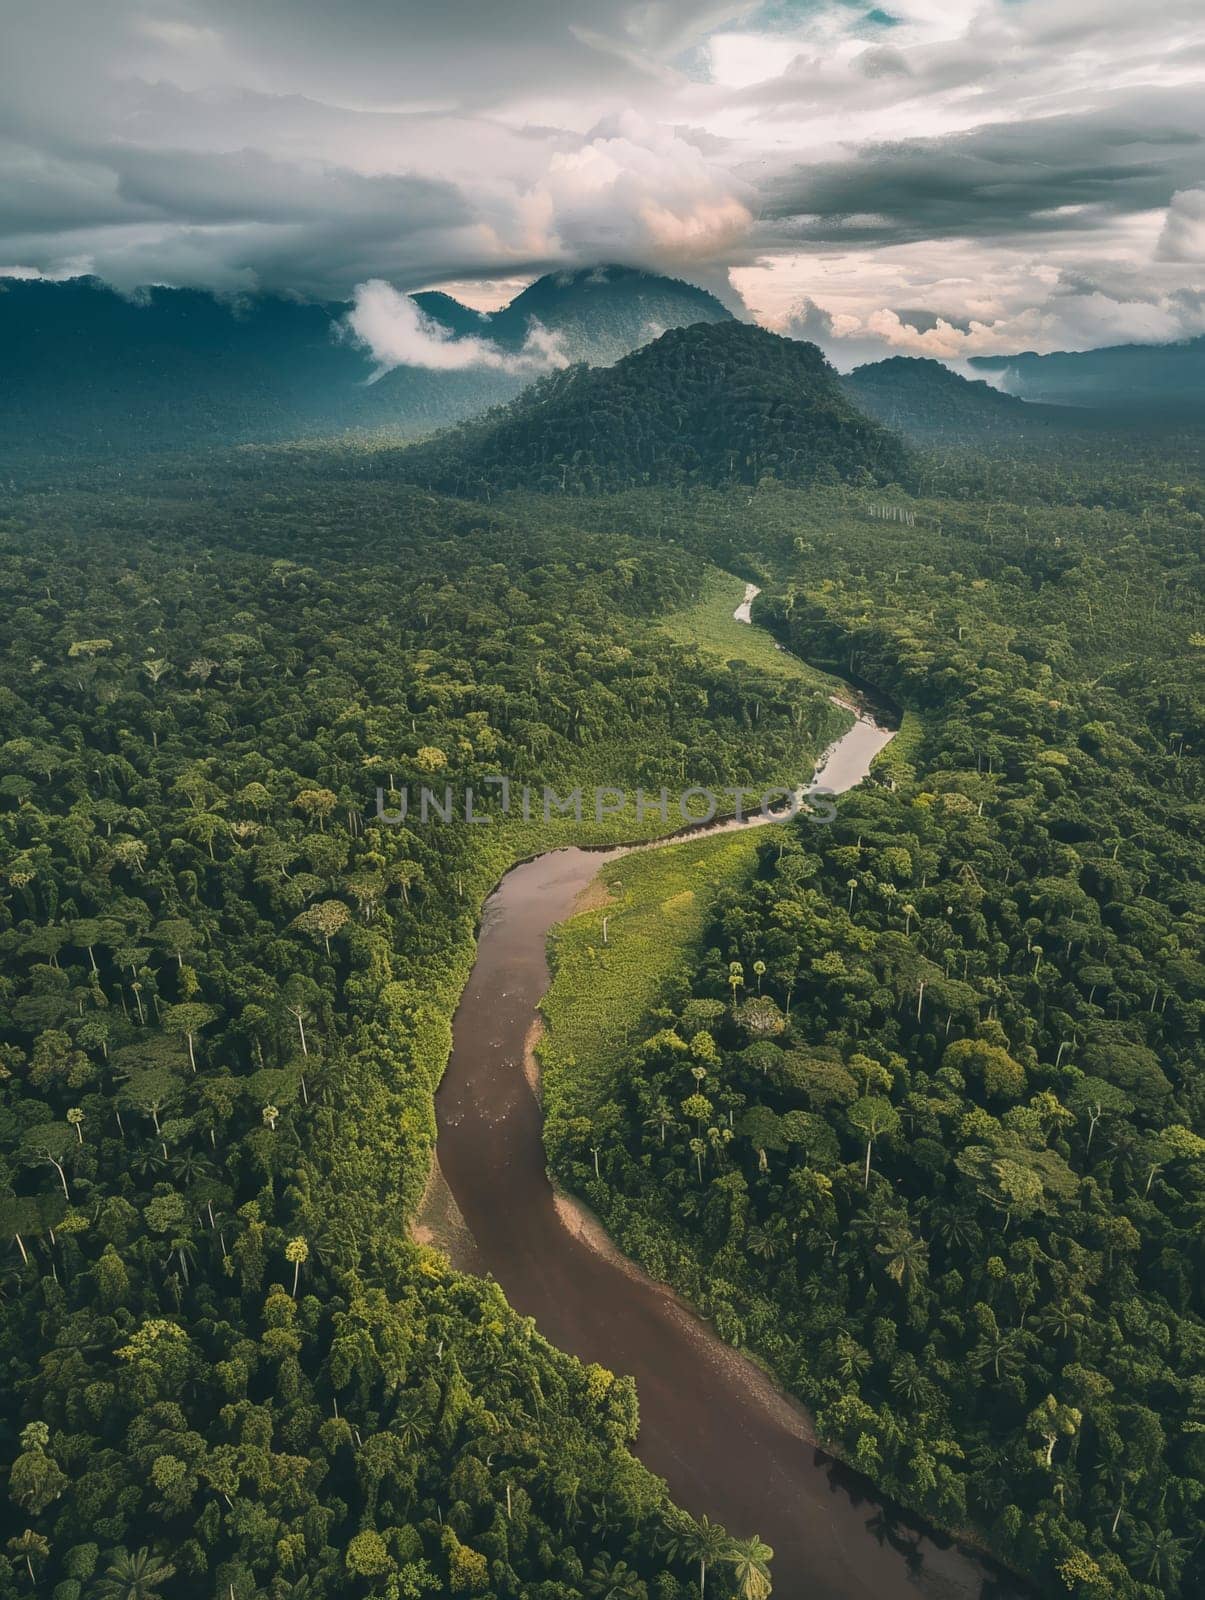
[643,1100,679,1145]
[552,1469,582,1525]
[128,1145,165,1180]
[92,1546,177,1600]
[1034,1302,1085,1350]
[7,1528,49,1585]
[970,1326,1029,1381]
[746,1225,779,1262]
[833,1333,871,1380]
[663,1515,731,1598]
[168,1233,198,1287]
[285,1236,308,1297]
[274,1577,319,1600]
[934,1208,980,1254]
[726,1534,774,1599]
[584,1552,647,1599]
[1127,1524,1188,1590]
[889,1355,928,1409]
[391,1402,427,1453]
[169,1148,215,1190]
[875,1229,929,1299]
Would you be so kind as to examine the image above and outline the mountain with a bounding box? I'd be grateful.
[969,335,1205,411]
[399,321,913,494]
[842,355,1074,443]
[0,267,731,463]
[483,264,731,364]
[0,277,495,460]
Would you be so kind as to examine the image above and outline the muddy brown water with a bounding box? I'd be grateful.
[423,692,1024,1596]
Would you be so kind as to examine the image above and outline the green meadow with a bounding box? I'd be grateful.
[539,828,764,1124]
[655,566,844,694]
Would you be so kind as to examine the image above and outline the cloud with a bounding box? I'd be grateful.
[788,288,1205,370]
[344,279,567,376]
[0,0,1202,353]
[893,307,971,334]
[0,91,755,298]
[755,93,1205,249]
[539,112,754,265]
[741,222,1205,368]
[781,295,834,342]
[1158,188,1205,263]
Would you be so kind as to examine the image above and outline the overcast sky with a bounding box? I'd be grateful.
[2,0,1203,362]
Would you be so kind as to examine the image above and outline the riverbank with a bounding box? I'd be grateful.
[657,567,846,697]
[539,829,768,1119]
[416,580,1030,1595]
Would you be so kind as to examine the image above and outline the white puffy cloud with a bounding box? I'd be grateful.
[738,210,1205,368]
[1158,189,1205,263]
[345,279,567,376]
[539,112,753,265]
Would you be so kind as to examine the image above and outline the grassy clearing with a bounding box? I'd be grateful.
[657,566,843,694]
[537,572,850,1130]
[539,829,764,1123]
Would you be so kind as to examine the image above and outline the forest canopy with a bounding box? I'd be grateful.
[0,394,1201,1600]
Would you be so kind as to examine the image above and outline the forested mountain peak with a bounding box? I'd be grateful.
[486,264,732,364]
[399,319,914,494]
[408,288,490,338]
[842,354,1072,443]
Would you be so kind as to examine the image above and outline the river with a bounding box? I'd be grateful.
[418,583,1024,1599]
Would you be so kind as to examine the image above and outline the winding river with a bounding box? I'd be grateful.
[418,584,1024,1599]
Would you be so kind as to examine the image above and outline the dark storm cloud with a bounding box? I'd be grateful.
[108,148,469,231]
[756,94,1205,248]
[0,1,763,293]
[0,135,484,295]
[0,2,754,279]
[0,0,1202,355]
[0,138,469,240]
[177,0,755,105]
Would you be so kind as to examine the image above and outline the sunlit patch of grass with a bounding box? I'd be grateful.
[656,567,841,693]
[539,830,764,1122]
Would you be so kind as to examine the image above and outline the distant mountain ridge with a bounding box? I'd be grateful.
[969,335,1205,410]
[0,266,732,461]
[481,266,732,365]
[842,356,1075,443]
[399,321,913,495]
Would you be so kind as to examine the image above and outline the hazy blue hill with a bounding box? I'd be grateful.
[399,320,913,494]
[843,355,1074,443]
[410,290,494,339]
[969,335,1205,410]
[0,276,473,458]
[0,277,360,455]
[0,267,734,463]
[486,264,732,363]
